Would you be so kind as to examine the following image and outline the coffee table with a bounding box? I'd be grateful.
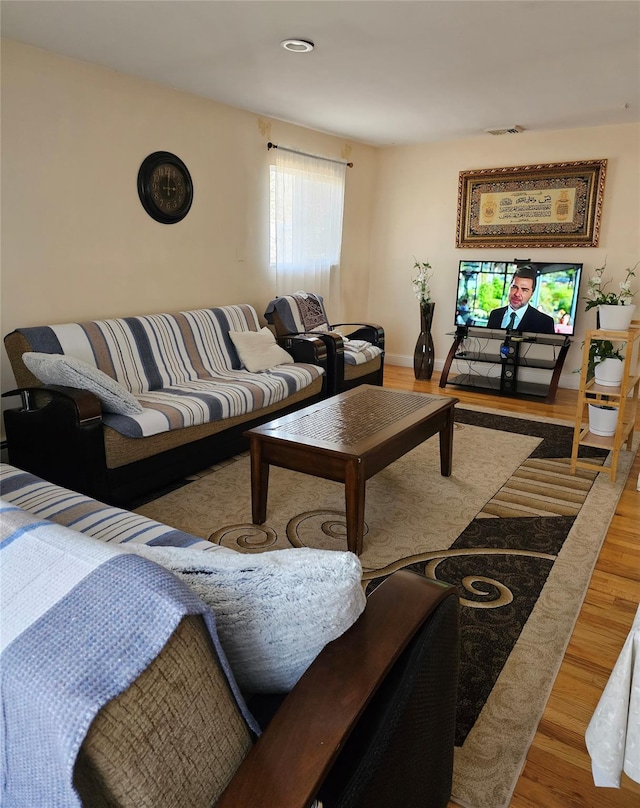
[244,385,459,556]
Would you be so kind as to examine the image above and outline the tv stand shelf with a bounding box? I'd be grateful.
[454,350,558,369]
[439,326,570,403]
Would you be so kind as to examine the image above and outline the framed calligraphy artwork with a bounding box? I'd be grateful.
[456,159,607,248]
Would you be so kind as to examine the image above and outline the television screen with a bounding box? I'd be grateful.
[455,260,583,337]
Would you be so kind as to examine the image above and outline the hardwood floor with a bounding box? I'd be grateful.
[383,365,640,808]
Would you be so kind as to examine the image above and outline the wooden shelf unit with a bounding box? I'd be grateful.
[570,322,640,482]
[439,326,571,403]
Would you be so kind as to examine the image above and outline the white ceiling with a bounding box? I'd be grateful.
[2,0,639,147]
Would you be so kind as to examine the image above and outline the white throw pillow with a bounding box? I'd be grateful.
[229,327,294,373]
[22,352,143,416]
[120,544,366,693]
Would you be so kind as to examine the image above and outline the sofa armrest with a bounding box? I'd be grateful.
[282,332,345,397]
[2,385,103,424]
[284,331,346,352]
[278,334,329,367]
[279,333,329,364]
[330,322,385,347]
[217,571,457,808]
[3,385,109,501]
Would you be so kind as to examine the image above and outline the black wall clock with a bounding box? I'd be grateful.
[137,151,193,224]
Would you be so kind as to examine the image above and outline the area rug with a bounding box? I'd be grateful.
[135,408,636,808]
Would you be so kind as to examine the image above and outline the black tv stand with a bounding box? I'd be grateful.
[439,326,571,403]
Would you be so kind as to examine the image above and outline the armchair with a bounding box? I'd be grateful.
[265,293,384,396]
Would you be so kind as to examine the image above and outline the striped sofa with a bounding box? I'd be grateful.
[0,463,218,550]
[3,304,326,505]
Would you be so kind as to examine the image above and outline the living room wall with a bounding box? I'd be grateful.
[0,39,377,416]
[2,40,639,431]
[368,121,640,383]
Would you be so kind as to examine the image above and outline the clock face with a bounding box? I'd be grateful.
[137,152,193,223]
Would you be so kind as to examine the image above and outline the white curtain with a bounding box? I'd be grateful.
[270,148,346,313]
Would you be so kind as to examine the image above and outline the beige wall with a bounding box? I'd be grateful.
[0,40,376,404]
[369,122,640,386]
[2,39,639,435]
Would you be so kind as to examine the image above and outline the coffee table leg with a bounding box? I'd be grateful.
[249,437,269,524]
[439,407,454,476]
[344,459,366,556]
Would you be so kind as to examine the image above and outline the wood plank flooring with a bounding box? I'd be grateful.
[383,366,640,808]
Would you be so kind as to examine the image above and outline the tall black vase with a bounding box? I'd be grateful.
[413,301,435,380]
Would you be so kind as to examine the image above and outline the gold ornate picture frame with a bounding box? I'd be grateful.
[456,159,607,248]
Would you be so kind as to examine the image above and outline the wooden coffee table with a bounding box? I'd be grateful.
[244,385,459,556]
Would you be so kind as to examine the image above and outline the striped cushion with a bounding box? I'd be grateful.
[103,366,323,438]
[0,464,223,551]
[16,305,324,438]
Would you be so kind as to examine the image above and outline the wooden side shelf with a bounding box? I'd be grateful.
[439,327,570,403]
[570,322,640,483]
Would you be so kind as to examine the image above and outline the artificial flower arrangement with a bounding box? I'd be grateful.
[584,259,638,310]
[411,259,433,304]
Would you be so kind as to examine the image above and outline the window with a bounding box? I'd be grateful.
[270,148,346,310]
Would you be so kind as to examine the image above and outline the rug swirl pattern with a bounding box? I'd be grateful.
[136,407,634,808]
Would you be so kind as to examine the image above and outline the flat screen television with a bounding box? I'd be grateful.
[455,260,583,337]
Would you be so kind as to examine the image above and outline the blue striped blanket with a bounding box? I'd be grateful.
[0,501,257,807]
[16,304,324,438]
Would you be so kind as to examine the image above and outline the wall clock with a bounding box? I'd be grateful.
[137,151,193,224]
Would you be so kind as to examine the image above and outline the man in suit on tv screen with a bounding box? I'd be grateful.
[487,266,556,334]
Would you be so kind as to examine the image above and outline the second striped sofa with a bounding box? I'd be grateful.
[3,304,327,505]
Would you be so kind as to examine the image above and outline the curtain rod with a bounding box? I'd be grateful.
[267,141,353,168]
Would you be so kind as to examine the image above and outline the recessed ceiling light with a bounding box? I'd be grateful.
[281,39,314,53]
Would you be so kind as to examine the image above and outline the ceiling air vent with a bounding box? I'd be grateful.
[484,125,525,136]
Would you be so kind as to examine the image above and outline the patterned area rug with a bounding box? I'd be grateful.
[136,407,636,808]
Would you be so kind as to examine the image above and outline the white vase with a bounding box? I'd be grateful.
[598,303,636,331]
[594,357,624,387]
[588,403,618,437]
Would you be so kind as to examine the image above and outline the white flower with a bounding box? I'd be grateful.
[412,259,433,304]
[584,259,638,310]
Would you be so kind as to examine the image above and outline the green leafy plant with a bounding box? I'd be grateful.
[584,259,638,311]
[585,339,624,380]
